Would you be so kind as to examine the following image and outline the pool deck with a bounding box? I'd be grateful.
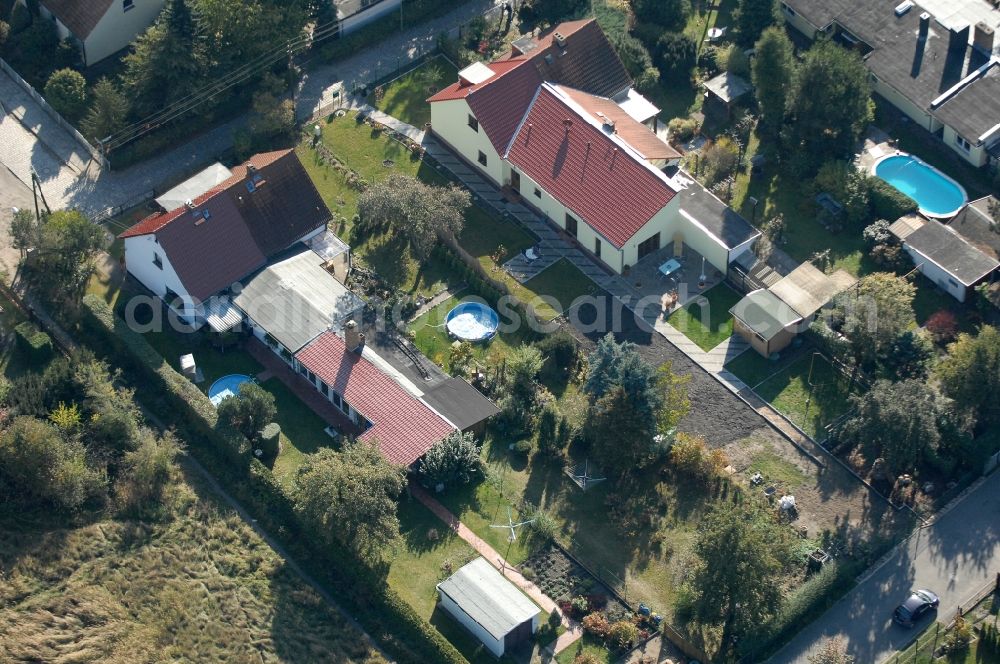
[856,125,896,172]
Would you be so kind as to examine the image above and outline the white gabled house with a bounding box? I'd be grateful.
[32,0,166,66]
[427,19,760,276]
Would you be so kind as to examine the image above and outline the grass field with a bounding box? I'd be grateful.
[0,466,385,663]
[523,259,598,318]
[727,349,858,440]
[370,56,458,128]
[667,283,743,351]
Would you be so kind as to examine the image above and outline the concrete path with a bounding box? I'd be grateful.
[411,484,585,657]
[768,471,1000,664]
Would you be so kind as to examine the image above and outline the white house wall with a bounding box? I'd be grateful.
[437,590,504,658]
[431,98,505,185]
[780,2,821,39]
[124,234,201,319]
[85,0,165,65]
[902,244,968,301]
[941,125,988,167]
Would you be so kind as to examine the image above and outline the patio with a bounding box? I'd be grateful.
[628,242,727,326]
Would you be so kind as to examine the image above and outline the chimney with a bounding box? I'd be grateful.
[948,25,971,53]
[554,31,566,48]
[919,12,930,40]
[344,320,365,353]
[974,21,995,54]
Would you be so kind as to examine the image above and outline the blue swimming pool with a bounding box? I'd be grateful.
[445,301,499,342]
[873,154,967,218]
[208,374,252,406]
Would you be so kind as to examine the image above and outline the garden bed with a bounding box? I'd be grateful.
[521,543,629,620]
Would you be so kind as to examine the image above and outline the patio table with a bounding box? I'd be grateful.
[658,258,681,277]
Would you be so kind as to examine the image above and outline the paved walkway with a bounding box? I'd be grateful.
[410,484,585,658]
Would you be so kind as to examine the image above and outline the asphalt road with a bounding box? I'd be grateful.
[770,472,1000,663]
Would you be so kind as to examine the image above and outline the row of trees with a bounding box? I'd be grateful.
[0,354,180,513]
[752,29,874,171]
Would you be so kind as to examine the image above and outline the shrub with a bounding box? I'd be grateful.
[669,432,725,482]
[521,566,535,581]
[701,136,740,186]
[0,20,9,46]
[926,309,959,344]
[581,612,610,638]
[862,219,893,247]
[608,620,639,649]
[258,422,280,458]
[868,177,918,220]
[8,1,29,33]
[535,329,579,377]
[44,68,87,122]
[946,615,973,653]
[574,654,601,664]
[418,430,484,489]
[512,438,533,456]
[668,117,698,143]
[14,321,53,363]
[654,32,697,82]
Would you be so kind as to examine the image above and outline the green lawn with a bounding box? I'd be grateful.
[370,56,458,128]
[555,634,615,664]
[522,259,598,319]
[264,378,338,484]
[728,350,858,440]
[895,593,997,664]
[667,283,743,351]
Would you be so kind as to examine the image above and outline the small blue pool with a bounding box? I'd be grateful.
[873,154,967,218]
[209,374,252,407]
[445,301,499,342]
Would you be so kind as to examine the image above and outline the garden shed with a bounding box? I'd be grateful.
[436,557,540,658]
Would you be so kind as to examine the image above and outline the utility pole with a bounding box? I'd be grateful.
[30,168,50,221]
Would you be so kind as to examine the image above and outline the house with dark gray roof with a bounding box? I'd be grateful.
[949,195,1000,260]
[890,213,1000,301]
[780,0,1000,168]
[36,0,165,66]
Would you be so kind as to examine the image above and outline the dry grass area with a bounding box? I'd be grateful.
[0,465,386,664]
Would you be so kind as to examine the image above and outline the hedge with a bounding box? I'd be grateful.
[868,177,918,221]
[14,321,54,363]
[78,294,468,664]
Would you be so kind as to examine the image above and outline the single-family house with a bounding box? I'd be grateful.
[33,0,166,66]
[731,263,856,356]
[890,213,1000,301]
[780,0,1000,168]
[120,149,331,326]
[436,557,540,659]
[427,19,760,276]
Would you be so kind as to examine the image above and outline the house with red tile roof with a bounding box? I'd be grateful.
[36,0,166,66]
[427,19,760,274]
[119,149,331,325]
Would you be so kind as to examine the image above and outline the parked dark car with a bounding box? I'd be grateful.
[893,589,940,627]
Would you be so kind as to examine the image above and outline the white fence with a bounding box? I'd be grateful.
[0,57,109,170]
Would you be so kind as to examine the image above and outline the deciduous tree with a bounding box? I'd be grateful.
[27,209,107,304]
[216,382,276,443]
[688,500,795,648]
[8,207,37,258]
[357,174,470,258]
[936,325,1000,430]
[43,68,87,121]
[734,0,779,47]
[837,379,941,475]
[293,442,406,562]
[835,272,915,376]
[631,0,691,31]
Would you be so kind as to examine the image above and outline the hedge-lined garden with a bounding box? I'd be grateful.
[78,294,468,664]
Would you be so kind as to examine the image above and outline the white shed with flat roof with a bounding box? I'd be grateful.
[436,557,540,658]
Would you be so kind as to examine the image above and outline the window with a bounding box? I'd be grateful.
[594,237,602,259]
[637,232,661,260]
[331,392,343,409]
[319,381,329,397]
[307,370,316,382]
[533,187,541,199]
[468,114,479,132]
[123,0,134,10]
[565,213,578,237]
[509,170,520,192]
[955,134,972,152]
[477,150,488,167]
[153,252,163,270]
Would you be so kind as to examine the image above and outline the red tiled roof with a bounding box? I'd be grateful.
[466,63,543,153]
[40,0,114,39]
[120,189,221,239]
[559,86,681,161]
[506,86,677,248]
[296,332,455,467]
[427,59,529,102]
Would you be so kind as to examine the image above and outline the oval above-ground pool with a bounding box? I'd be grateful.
[445,301,499,343]
[873,153,967,218]
[208,373,252,407]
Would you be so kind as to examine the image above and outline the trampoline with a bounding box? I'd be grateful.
[445,301,499,342]
[208,374,252,406]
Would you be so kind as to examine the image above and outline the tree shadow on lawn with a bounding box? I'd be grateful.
[523,454,568,512]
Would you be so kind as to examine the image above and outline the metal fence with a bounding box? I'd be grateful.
[0,57,109,170]
[89,189,157,227]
